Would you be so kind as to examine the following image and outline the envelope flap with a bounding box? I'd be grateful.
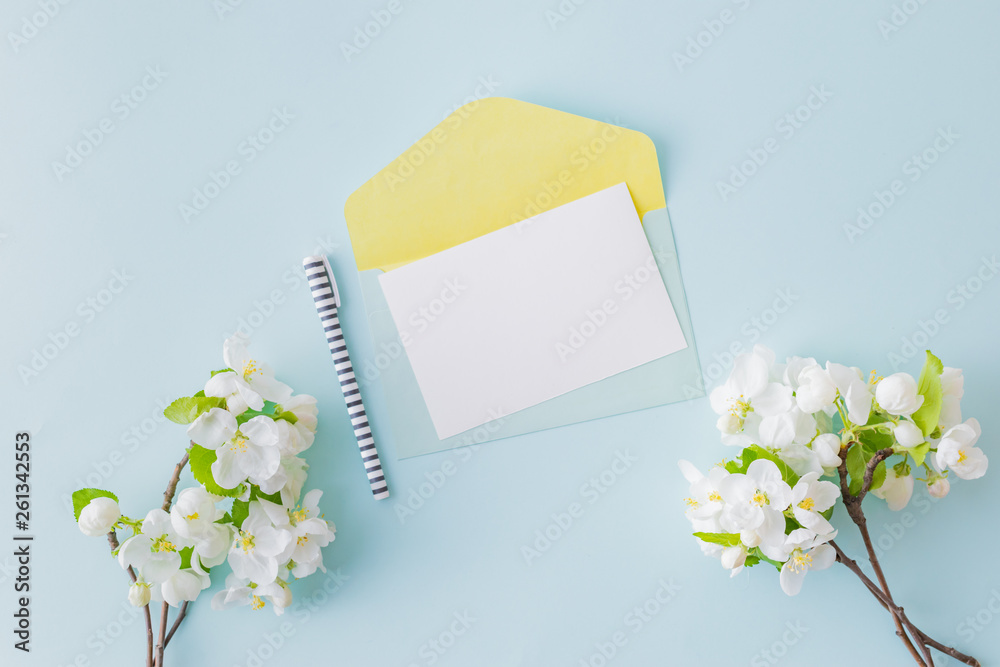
[345,97,665,272]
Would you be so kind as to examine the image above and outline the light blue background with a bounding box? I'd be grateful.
[2,1,999,665]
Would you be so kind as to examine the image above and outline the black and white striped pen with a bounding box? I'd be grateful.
[303,255,389,500]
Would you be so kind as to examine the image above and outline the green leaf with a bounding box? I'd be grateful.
[72,488,119,522]
[274,411,298,424]
[748,445,800,487]
[749,547,784,572]
[193,390,206,398]
[188,444,244,497]
[911,351,944,437]
[248,485,283,504]
[846,443,865,496]
[870,460,887,491]
[908,442,931,468]
[736,447,759,474]
[211,368,235,377]
[231,499,250,530]
[724,460,740,474]
[163,396,227,424]
[858,428,893,454]
[216,512,233,525]
[236,405,297,426]
[693,532,741,547]
[179,546,194,570]
[744,554,760,568]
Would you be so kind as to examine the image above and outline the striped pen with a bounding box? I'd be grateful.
[303,255,389,500]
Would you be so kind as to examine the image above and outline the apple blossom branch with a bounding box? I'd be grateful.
[834,446,979,667]
[106,530,154,667]
[154,451,190,667]
[830,540,980,667]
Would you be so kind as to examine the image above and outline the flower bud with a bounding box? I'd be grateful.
[927,477,950,499]
[78,497,121,537]
[875,373,924,416]
[893,421,925,448]
[129,582,152,607]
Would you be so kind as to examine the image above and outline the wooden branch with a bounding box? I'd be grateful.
[164,601,188,647]
[155,602,169,666]
[107,530,154,667]
[161,451,190,512]
[858,448,894,502]
[831,537,981,666]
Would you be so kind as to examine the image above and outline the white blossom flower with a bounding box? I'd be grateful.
[188,409,282,491]
[811,433,843,472]
[228,503,292,586]
[211,574,292,615]
[794,364,838,414]
[710,347,793,447]
[894,421,925,448]
[872,468,914,511]
[718,459,791,548]
[679,461,728,521]
[935,418,987,480]
[759,407,816,449]
[939,367,964,430]
[279,457,309,508]
[790,472,839,535]
[282,394,318,451]
[170,487,231,566]
[875,373,924,417]
[258,491,336,579]
[204,371,264,417]
[205,336,293,415]
[78,497,121,537]
[826,363,873,426]
[118,509,192,585]
[783,356,819,391]
[154,567,210,607]
[770,529,837,596]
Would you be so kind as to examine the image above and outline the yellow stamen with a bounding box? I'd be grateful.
[708,491,722,503]
[957,450,967,464]
[239,532,255,553]
[684,497,700,508]
[798,498,815,511]
[242,359,261,381]
[289,506,309,524]
[251,595,264,611]
[788,550,812,574]
[297,535,309,546]
[230,436,248,453]
[185,512,199,521]
[751,490,768,507]
[151,535,176,553]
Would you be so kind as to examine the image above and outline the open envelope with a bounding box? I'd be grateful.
[345,97,703,458]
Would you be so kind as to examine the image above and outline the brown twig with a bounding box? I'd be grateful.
[838,450,927,666]
[830,541,981,666]
[164,601,188,647]
[833,439,981,667]
[151,450,192,666]
[162,451,190,512]
[107,530,154,667]
[155,602,169,666]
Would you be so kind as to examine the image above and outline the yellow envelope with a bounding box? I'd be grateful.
[345,98,702,458]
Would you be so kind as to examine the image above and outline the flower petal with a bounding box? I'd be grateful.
[187,408,237,450]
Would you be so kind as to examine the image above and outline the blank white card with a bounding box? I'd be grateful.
[378,182,687,439]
